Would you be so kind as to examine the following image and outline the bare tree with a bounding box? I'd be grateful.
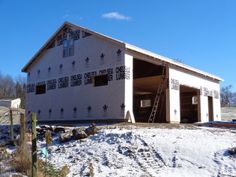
[221,85,233,107]
[0,73,15,99]
[0,73,26,108]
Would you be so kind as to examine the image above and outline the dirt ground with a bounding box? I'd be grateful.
[0,107,235,126]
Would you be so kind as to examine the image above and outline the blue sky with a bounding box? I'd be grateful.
[0,0,235,90]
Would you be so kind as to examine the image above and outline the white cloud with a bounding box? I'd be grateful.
[62,14,70,19]
[102,12,131,21]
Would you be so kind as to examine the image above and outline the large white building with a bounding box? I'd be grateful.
[22,22,222,124]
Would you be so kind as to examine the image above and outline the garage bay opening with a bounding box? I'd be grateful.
[133,59,167,123]
[180,86,201,123]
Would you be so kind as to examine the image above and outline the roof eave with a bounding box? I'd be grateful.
[125,43,223,82]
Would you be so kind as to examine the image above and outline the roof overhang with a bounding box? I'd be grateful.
[125,43,223,82]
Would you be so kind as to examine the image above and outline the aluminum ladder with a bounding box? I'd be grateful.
[148,67,166,123]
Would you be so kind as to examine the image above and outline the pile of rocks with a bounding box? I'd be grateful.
[59,124,98,143]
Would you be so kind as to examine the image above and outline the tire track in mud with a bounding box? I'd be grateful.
[214,152,236,177]
[133,136,167,177]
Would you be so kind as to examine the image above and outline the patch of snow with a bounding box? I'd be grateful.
[38,126,236,177]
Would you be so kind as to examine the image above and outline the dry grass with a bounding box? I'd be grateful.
[60,165,70,177]
[88,161,95,177]
[12,143,32,176]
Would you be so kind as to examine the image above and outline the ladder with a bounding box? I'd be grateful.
[148,67,166,123]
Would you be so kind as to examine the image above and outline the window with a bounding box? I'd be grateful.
[140,100,152,108]
[63,39,74,57]
[94,74,108,87]
[192,96,198,105]
[36,84,46,94]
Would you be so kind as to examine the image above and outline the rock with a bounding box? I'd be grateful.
[228,147,236,155]
[68,155,73,159]
[85,123,98,136]
[59,132,72,143]
[72,129,88,140]
[55,147,60,152]
[54,126,66,133]
[40,125,53,131]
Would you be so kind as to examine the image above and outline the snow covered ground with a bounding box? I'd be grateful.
[39,126,236,177]
[221,107,236,121]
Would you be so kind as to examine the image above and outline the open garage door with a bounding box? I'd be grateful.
[133,59,167,123]
[180,85,201,123]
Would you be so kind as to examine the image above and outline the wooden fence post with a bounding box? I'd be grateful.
[31,113,37,177]
[9,109,14,141]
[20,113,25,146]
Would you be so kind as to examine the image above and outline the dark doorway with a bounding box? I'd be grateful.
[208,96,214,121]
[133,59,166,123]
[180,86,200,123]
